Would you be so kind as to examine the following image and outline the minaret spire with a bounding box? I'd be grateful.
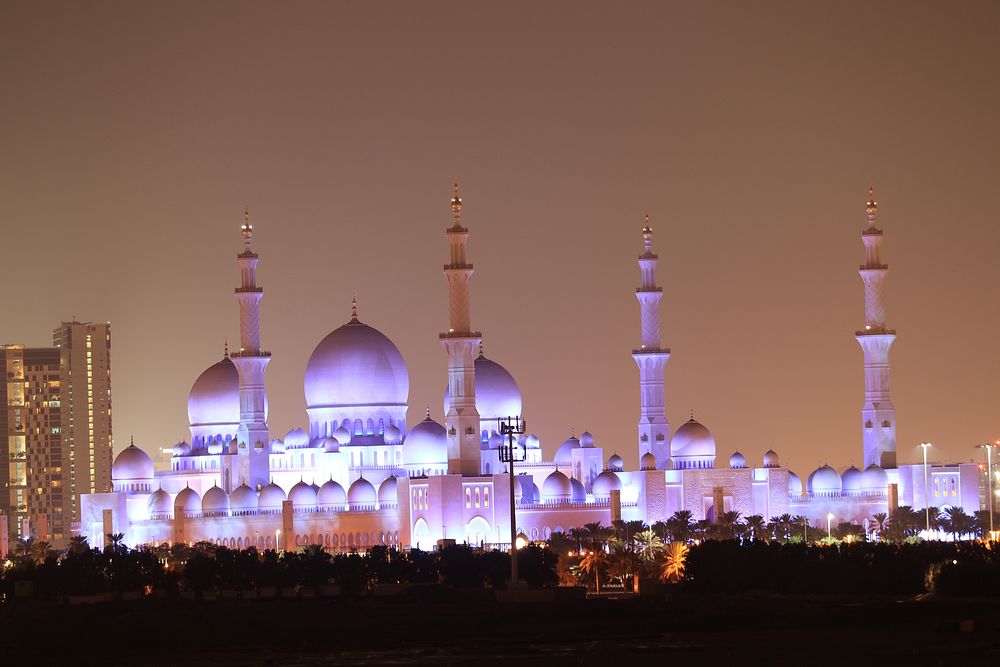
[632,216,671,469]
[230,210,272,489]
[440,181,482,475]
[855,187,896,468]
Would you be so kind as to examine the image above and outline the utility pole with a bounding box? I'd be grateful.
[498,416,526,587]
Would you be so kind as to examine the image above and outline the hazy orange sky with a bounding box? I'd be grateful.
[2,1,998,479]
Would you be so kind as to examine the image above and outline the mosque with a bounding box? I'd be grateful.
[79,189,982,551]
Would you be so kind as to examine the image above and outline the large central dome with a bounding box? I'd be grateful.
[304,317,409,410]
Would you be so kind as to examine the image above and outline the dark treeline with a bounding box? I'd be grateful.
[683,540,1000,596]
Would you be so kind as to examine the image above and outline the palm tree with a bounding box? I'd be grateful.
[665,510,694,543]
[579,548,608,594]
[567,527,588,552]
[106,533,126,555]
[769,514,794,543]
[793,515,810,543]
[870,512,889,540]
[650,521,669,541]
[633,529,665,564]
[718,511,742,541]
[659,542,689,583]
[67,535,90,557]
[582,522,610,552]
[939,506,974,540]
[744,515,767,542]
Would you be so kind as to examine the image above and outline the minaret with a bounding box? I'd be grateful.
[229,210,272,489]
[855,188,897,468]
[632,217,671,468]
[439,183,482,475]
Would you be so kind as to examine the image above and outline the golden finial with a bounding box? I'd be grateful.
[425,406,431,420]
[642,213,653,236]
[351,295,358,321]
[865,186,878,223]
[241,208,253,241]
[451,181,463,227]
[130,434,134,447]
[224,340,229,358]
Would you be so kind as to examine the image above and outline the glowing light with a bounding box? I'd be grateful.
[514,533,529,549]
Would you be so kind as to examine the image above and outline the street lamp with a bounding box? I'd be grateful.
[976,443,995,539]
[826,512,834,539]
[919,443,932,534]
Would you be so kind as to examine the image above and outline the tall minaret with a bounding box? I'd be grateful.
[632,217,671,469]
[439,183,482,476]
[855,188,897,469]
[229,210,272,489]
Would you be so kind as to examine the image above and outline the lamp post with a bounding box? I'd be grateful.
[919,443,932,534]
[498,416,526,587]
[826,513,834,539]
[976,443,995,539]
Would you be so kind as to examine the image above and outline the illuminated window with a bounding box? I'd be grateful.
[484,487,490,508]
[475,487,481,508]
[465,487,472,508]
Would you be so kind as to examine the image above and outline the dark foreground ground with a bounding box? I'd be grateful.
[2,589,999,665]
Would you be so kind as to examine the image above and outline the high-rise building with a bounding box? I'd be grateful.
[52,321,114,528]
[1,344,64,542]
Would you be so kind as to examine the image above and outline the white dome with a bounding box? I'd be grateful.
[808,465,842,496]
[580,431,595,448]
[147,488,172,517]
[541,470,573,501]
[378,476,397,505]
[862,464,888,492]
[284,428,310,449]
[443,353,522,425]
[304,319,409,411]
[270,439,287,454]
[640,452,657,470]
[514,475,539,504]
[569,477,586,503]
[332,426,352,445]
[202,485,230,515]
[402,416,447,466]
[348,477,377,508]
[258,482,286,511]
[322,436,340,452]
[318,479,347,506]
[841,466,863,493]
[230,484,257,511]
[763,449,780,468]
[112,444,154,481]
[555,435,580,462]
[172,441,191,457]
[488,432,503,449]
[187,357,240,429]
[670,418,717,469]
[592,470,622,497]
[608,453,624,472]
[288,480,318,508]
[384,424,402,445]
[174,487,201,515]
[729,451,746,469]
[788,471,802,496]
[207,441,225,455]
[524,434,540,449]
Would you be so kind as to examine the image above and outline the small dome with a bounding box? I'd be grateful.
[348,477,377,508]
[378,476,397,505]
[580,431,595,448]
[640,452,657,470]
[513,475,539,504]
[230,484,257,511]
[788,471,803,496]
[284,428,310,449]
[729,451,746,468]
[592,470,622,497]
[807,465,842,496]
[555,435,581,462]
[541,470,573,501]
[607,453,624,472]
[112,444,154,481]
[318,479,347,507]
[288,480,318,508]
[670,418,717,469]
[270,439,287,454]
[488,432,503,449]
[841,466,863,493]
[258,482,287,511]
[172,441,191,457]
[322,436,340,453]
[569,477,586,503]
[202,485,230,515]
[402,416,447,466]
[524,434,541,449]
[862,464,888,493]
[147,488,172,517]
[174,486,201,515]
[207,440,225,455]
[384,424,402,445]
[332,426,352,446]
[763,449,780,468]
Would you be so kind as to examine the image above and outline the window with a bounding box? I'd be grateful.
[484,487,490,508]
[475,487,481,508]
[465,487,472,508]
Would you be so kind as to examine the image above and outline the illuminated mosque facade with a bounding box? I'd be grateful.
[80,189,981,551]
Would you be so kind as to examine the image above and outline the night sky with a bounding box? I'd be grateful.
[2,1,998,479]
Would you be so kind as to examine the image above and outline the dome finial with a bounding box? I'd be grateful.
[478,341,485,358]
[451,180,463,227]
[351,295,358,321]
[865,186,878,226]
[689,408,695,421]
[130,434,134,448]
[223,339,229,359]
[241,208,253,243]
[642,214,654,253]
[425,406,431,420]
